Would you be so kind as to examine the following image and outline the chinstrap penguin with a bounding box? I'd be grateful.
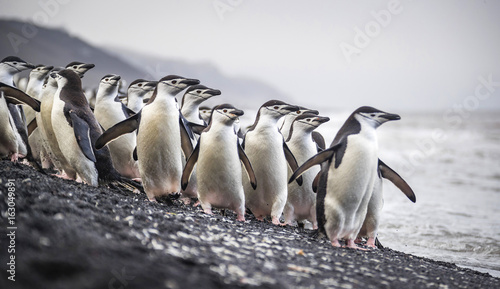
[50,69,141,191]
[289,106,401,249]
[284,113,330,229]
[94,74,140,180]
[96,75,200,201]
[242,100,303,225]
[181,104,257,221]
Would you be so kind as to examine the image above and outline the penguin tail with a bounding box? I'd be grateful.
[107,178,144,194]
[110,177,144,194]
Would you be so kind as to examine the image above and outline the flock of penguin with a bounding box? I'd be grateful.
[0,56,416,250]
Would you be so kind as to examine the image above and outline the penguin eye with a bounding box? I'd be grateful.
[307,119,311,122]
[171,80,177,84]
[296,110,301,114]
[223,109,228,113]
[73,66,77,69]
[13,62,18,65]
[138,83,142,87]
[105,78,109,81]
[197,90,201,94]
[274,106,279,109]
[371,114,376,117]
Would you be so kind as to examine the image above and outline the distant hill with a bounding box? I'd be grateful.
[0,19,288,109]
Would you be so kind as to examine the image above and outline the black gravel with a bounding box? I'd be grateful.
[0,160,498,289]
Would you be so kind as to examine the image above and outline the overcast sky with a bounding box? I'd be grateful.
[1,0,500,111]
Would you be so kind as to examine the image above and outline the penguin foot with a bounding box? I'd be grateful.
[147,196,157,203]
[331,240,341,247]
[203,207,213,215]
[365,237,377,249]
[52,171,74,180]
[354,237,364,244]
[236,214,245,222]
[180,197,192,205]
[271,216,285,226]
[344,239,369,251]
[10,153,20,162]
[132,177,142,183]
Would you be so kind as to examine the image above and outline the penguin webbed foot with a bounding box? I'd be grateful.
[343,239,370,251]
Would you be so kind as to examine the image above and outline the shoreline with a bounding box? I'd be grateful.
[1,160,499,288]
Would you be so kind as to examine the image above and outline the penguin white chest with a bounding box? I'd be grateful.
[243,127,288,219]
[197,129,243,207]
[137,99,183,197]
[51,92,98,185]
[324,129,379,239]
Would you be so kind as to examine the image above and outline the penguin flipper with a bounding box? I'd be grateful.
[69,112,96,162]
[288,144,340,184]
[27,117,37,136]
[312,131,326,152]
[237,141,257,189]
[132,146,138,161]
[0,82,41,112]
[121,103,136,118]
[312,171,321,193]
[95,112,140,150]
[188,122,207,135]
[283,141,303,186]
[179,116,194,161]
[181,142,200,190]
[379,159,416,203]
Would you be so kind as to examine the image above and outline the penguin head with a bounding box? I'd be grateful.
[199,106,213,123]
[289,106,319,118]
[183,85,221,104]
[29,65,54,80]
[158,75,200,96]
[66,62,95,78]
[43,67,63,88]
[211,104,244,125]
[99,74,121,87]
[128,79,157,96]
[50,69,82,89]
[354,106,401,128]
[260,100,300,119]
[0,56,35,74]
[293,113,330,130]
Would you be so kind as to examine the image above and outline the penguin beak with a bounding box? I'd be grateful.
[24,63,36,69]
[381,113,401,121]
[207,89,222,96]
[112,75,121,81]
[315,116,330,124]
[81,63,95,70]
[283,105,300,112]
[49,72,57,79]
[231,109,244,117]
[145,81,158,88]
[308,110,320,115]
[45,66,54,71]
[180,78,200,86]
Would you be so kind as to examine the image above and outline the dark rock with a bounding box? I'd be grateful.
[0,160,499,289]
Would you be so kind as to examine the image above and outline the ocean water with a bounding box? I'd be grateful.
[240,108,500,277]
[314,110,500,278]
